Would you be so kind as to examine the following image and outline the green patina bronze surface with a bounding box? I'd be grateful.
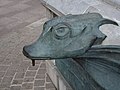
[23,13,120,90]
[23,13,118,59]
[56,45,120,90]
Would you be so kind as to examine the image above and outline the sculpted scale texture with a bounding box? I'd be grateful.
[23,13,120,90]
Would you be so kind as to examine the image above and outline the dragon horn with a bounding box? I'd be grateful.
[97,18,119,27]
[92,18,119,44]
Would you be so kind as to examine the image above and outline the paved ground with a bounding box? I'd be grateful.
[0,0,56,90]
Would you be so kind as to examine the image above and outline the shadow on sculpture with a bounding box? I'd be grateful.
[23,13,120,90]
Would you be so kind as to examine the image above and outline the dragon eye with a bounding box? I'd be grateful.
[54,27,69,37]
[52,23,71,40]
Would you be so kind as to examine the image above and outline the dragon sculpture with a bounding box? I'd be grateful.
[23,13,120,90]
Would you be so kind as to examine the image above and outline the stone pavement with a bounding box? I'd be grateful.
[0,0,56,90]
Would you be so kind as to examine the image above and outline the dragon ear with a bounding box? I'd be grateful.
[92,27,107,45]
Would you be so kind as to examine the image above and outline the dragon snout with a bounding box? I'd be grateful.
[23,46,32,59]
[23,41,53,60]
[23,46,37,66]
